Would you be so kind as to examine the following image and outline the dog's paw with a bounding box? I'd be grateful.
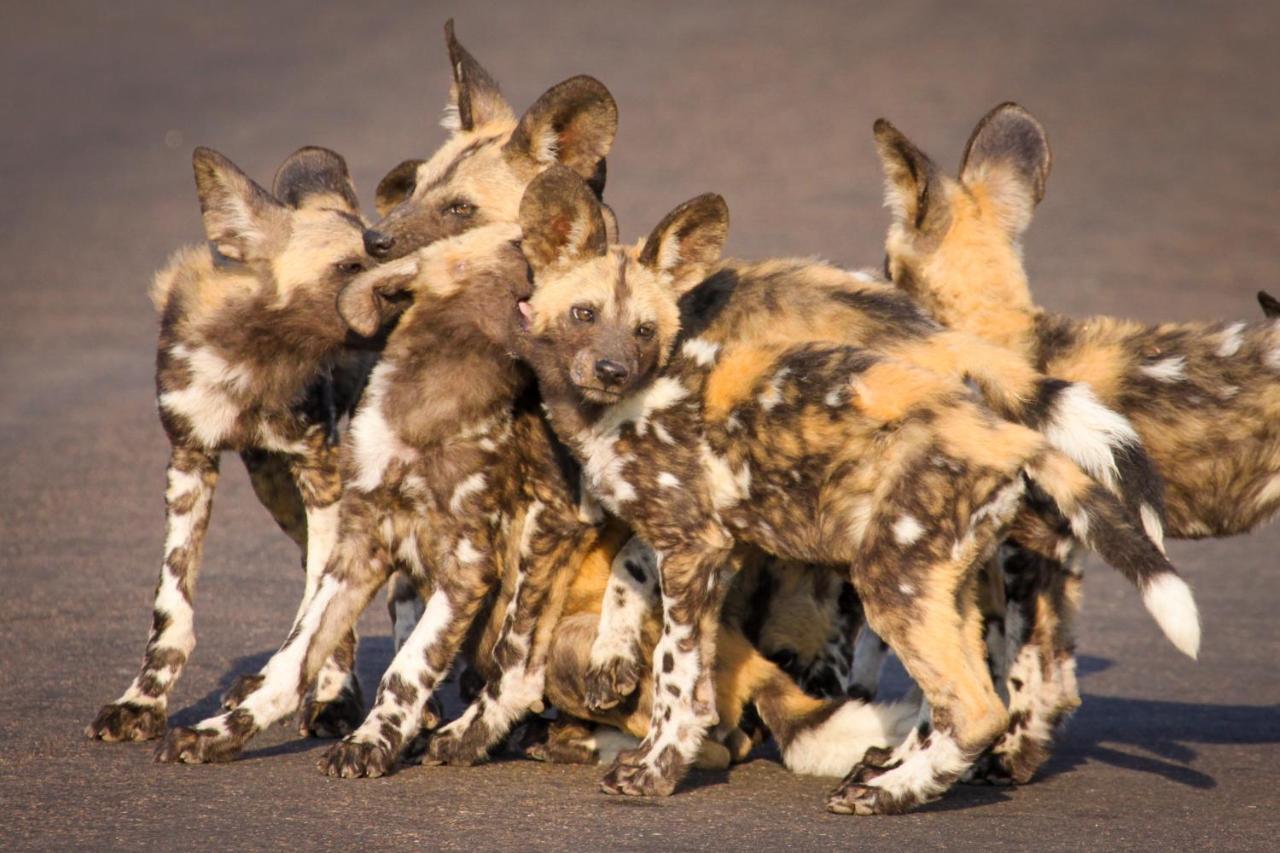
[297,682,364,739]
[317,739,396,779]
[86,702,166,742]
[154,726,241,764]
[419,726,489,768]
[220,674,264,710]
[584,655,642,712]
[600,746,682,797]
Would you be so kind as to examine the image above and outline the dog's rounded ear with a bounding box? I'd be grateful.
[193,147,288,262]
[506,76,618,180]
[442,19,512,132]
[960,102,1051,236]
[873,119,949,237]
[1258,290,1280,319]
[639,193,729,295]
[518,165,609,275]
[337,255,420,338]
[375,159,425,218]
[272,147,360,213]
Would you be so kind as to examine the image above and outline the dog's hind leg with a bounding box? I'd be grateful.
[87,446,219,742]
[584,536,660,711]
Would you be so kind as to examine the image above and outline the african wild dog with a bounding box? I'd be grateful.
[509,166,1199,815]
[876,103,1270,782]
[364,19,618,263]
[86,147,388,745]
[152,221,611,774]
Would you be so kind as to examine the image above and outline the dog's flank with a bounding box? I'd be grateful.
[87,146,379,744]
[510,166,1196,815]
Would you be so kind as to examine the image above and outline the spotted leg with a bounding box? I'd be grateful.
[600,532,735,798]
[154,525,391,764]
[87,447,219,742]
[584,536,659,711]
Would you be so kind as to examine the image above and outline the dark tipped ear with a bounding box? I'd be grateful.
[192,147,287,262]
[375,159,425,218]
[272,146,359,213]
[506,76,618,179]
[873,119,948,236]
[518,165,609,275]
[639,194,729,295]
[1258,290,1280,319]
[961,102,1052,204]
[443,19,511,132]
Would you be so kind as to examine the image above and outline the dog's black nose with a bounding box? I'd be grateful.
[594,359,628,385]
[363,229,395,258]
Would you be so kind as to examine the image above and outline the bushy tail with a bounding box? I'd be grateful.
[1023,450,1200,659]
[743,650,917,777]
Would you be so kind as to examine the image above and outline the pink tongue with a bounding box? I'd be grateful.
[518,301,534,322]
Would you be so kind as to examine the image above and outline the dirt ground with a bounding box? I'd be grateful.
[1,1,1277,849]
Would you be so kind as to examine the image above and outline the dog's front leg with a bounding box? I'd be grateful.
[319,558,494,778]
[87,447,219,742]
[154,530,390,764]
[600,532,734,798]
[584,536,660,711]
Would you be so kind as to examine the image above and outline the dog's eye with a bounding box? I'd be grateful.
[571,305,595,323]
[445,201,474,217]
[335,260,364,275]
[635,322,655,340]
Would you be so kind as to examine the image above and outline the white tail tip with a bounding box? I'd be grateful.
[1143,573,1201,659]
[781,699,919,777]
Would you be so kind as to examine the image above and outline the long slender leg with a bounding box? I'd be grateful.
[87,447,219,741]
[289,437,363,737]
[318,557,496,778]
[424,517,593,765]
[827,489,1016,816]
[154,526,390,763]
[599,530,735,797]
[584,536,659,711]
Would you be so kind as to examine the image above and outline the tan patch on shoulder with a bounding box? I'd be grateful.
[849,360,954,423]
[704,344,783,421]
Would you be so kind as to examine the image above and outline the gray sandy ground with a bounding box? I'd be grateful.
[1,1,1277,849]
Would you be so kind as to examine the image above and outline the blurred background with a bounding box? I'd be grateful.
[2,2,1277,849]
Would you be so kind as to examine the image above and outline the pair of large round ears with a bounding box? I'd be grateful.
[874,102,1052,235]
[518,165,728,291]
[191,146,357,261]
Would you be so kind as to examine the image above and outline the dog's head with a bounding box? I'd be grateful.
[191,145,376,346]
[512,166,728,406]
[363,21,618,262]
[337,221,529,352]
[875,103,1051,345]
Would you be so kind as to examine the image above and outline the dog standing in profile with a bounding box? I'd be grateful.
[87,147,384,743]
[508,166,1199,815]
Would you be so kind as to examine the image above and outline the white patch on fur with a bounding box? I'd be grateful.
[657,471,681,488]
[300,503,341,605]
[349,363,416,492]
[1254,472,1280,511]
[1139,503,1166,552]
[439,103,462,132]
[1216,322,1245,357]
[158,345,245,447]
[1142,573,1201,659]
[825,387,845,407]
[758,368,789,411]
[783,699,918,777]
[860,724,970,805]
[455,537,483,565]
[1139,356,1187,383]
[892,515,924,546]
[449,472,487,513]
[580,378,689,508]
[1041,383,1139,491]
[681,338,720,367]
[699,443,750,509]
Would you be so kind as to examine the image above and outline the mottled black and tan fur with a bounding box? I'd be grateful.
[510,167,1199,815]
[86,147,384,745]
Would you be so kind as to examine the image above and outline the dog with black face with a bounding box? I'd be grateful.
[510,166,1199,815]
[87,147,383,745]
